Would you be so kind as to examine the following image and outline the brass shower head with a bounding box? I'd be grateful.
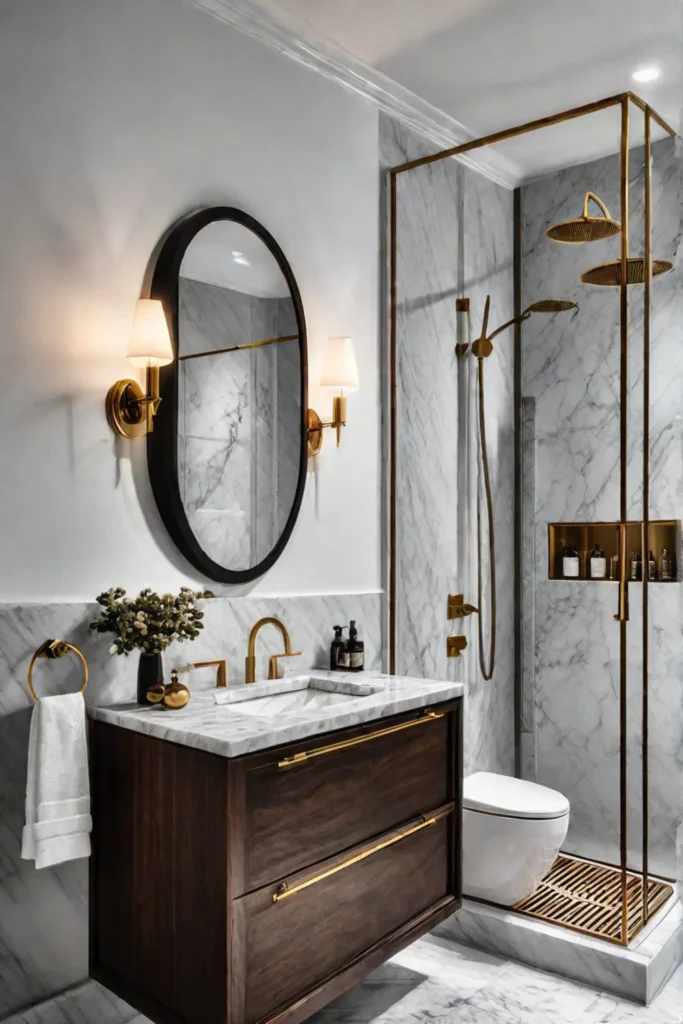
[546,192,621,244]
[526,299,577,313]
[581,257,673,287]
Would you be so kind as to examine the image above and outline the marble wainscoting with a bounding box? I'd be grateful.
[434,894,683,1005]
[0,593,381,1019]
[380,113,515,778]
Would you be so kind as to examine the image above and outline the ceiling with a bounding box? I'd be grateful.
[267,0,682,180]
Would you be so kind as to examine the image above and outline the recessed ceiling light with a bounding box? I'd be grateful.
[632,66,660,83]
[232,250,250,266]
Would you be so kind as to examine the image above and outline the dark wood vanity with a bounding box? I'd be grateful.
[90,697,462,1024]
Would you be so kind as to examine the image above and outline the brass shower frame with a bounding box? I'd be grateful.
[387,91,677,946]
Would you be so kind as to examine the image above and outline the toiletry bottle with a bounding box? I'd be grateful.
[661,548,673,582]
[648,550,657,581]
[562,546,580,578]
[347,620,365,672]
[330,625,348,670]
[609,554,619,581]
[629,551,638,581]
[590,543,606,579]
[636,551,643,581]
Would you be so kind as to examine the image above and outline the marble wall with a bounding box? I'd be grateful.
[380,115,515,777]
[521,136,683,878]
[178,278,301,569]
[0,593,381,1019]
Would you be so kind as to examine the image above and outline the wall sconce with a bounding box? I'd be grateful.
[106,299,174,440]
[308,337,359,456]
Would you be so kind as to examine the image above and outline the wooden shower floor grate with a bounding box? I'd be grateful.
[513,855,674,944]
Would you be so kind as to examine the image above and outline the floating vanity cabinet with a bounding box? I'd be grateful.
[89,698,462,1024]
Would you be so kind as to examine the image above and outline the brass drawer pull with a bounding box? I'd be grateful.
[272,814,441,903]
[277,709,445,769]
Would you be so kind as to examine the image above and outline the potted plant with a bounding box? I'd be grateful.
[89,587,213,704]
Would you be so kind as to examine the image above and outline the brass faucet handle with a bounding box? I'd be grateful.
[268,651,303,681]
[446,635,467,658]
[193,659,228,688]
[447,594,479,619]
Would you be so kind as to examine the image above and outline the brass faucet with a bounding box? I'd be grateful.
[245,617,301,684]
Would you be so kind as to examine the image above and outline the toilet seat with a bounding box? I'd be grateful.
[463,771,569,820]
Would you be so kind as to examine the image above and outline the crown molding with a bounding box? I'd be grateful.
[190,0,523,189]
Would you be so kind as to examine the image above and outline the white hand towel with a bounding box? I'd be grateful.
[22,692,92,870]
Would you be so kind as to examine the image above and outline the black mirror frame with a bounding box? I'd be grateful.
[147,207,308,584]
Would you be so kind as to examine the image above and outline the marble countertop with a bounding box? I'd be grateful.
[88,670,463,758]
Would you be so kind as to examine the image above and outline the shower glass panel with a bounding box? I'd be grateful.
[386,94,681,946]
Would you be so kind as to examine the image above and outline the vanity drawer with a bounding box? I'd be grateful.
[231,807,455,1024]
[231,702,458,894]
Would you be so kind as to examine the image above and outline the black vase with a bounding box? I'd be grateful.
[137,652,163,705]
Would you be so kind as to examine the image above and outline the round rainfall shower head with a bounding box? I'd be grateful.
[581,258,673,287]
[546,192,621,244]
[526,299,577,313]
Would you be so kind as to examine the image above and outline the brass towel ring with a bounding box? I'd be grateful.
[27,639,89,703]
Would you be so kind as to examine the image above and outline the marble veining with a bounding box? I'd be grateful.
[88,671,463,759]
[7,932,682,1024]
[436,895,683,1005]
[521,136,683,879]
[380,114,514,779]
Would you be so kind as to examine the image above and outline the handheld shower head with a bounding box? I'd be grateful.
[526,299,577,314]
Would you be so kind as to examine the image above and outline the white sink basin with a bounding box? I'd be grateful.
[215,673,385,718]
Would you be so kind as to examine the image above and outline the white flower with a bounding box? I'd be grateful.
[109,644,118,654]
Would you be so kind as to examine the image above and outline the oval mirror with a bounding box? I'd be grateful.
[147,208,307,583]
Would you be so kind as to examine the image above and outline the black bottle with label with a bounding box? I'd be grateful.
[347,620,365,673]
[330,625,349,670]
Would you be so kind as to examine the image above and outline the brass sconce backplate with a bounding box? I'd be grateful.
[307,409,324,456]
[106,378,148,440]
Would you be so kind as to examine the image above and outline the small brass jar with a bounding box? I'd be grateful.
[145,682,166,705]
[162,669,190,710]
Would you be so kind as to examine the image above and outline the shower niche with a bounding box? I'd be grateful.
[548,521,679,582]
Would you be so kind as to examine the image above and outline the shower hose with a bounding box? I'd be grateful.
[476,355,495,681]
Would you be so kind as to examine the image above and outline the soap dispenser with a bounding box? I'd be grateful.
[330,625,349,670]
[347,620,365,673]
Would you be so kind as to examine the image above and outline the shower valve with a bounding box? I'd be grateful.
[446,635,468,658]
[447,594,479,619]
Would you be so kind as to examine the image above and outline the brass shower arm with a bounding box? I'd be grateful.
[486,309,532,344]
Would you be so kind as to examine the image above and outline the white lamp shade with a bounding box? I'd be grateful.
[320,336,359,392]
[127,299,174,368]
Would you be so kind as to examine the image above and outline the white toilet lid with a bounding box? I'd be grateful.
[463,772,569,820]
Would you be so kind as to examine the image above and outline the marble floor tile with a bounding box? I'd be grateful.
[10,934,683,1024]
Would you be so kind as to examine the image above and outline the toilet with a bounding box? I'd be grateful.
[462,772,570,906]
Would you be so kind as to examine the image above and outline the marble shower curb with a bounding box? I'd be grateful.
[432,895,683,1005]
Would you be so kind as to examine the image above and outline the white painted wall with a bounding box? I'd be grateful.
[0,0,381,601]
